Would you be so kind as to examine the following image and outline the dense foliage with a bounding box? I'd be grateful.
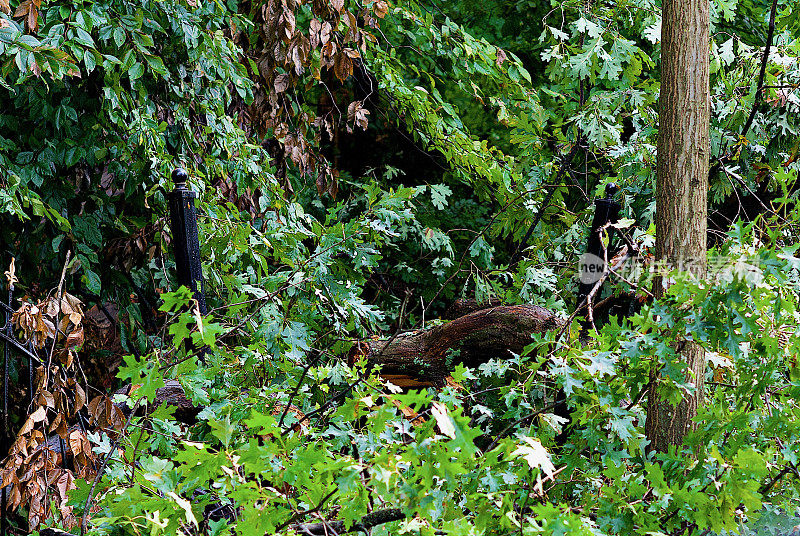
[0,0,799,535]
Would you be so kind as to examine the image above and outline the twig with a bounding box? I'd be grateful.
[127,415,147,488]
[509,140,583,266]
[80,398,142,536]
[485,401,559,452]
[738,0,779,140]
[45,251,71,387]
[759,464,796,495]
[281,378,363,436]
[278,349,324,428]
[273,489,338,533]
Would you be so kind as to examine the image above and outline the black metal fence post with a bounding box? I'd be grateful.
[553,185,622,447]
[168,168,208,363]
[576,183,621,309]
[168,168,207,315]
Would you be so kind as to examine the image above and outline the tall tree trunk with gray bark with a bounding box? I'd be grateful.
[645,0,710,453]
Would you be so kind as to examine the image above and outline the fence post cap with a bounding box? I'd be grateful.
[172,168,189,188]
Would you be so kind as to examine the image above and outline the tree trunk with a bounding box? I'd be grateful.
[354,305,563,387]
[646,0,710,453]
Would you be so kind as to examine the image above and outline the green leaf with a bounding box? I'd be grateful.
[208,411,236,448]
[128,61,144,80]
[428,183,451,209]
[83,49,96,73]
[117,353,165,403]
[145,54,166,74]
[159,287,195,312]
[82,268,101,295]
[113,27,126,47]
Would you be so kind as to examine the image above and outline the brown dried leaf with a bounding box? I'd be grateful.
[30,406,47,423]
[347,100,369,130]
[316,169,326,196]
[4,257,17,284]
[274,73,291,93]
[309,18,321,47]
[496,47,508,66]
[82,436,93,456]
[87,395,103,424]
[104,397,113,424]
[13,0,38,32]
[74,383,86,412]
[327,168,338,199]
[19,416,35,436]
[355,107,369,130]
[390,399,425,426]
[43,298,58,317]
[12,435,28,456]
[61,349,74,368]
[29,429,44,447]
[48,413,63,434]
[334,53,352,82]
[68,430,85,457]
[12,0,28,17]
[37,390,54,408]
[58,315,70,337]
[110,404,124,429]
[320,21,332,46]
[40,316,55,341]
[65,324,84,349]
[373,0,388,18]
[346,12,358,39]
[445,375,466,391]
[66,290,82,308]
[281,8,295,38]
[9,484,21,510]
[2,468,15,488]
[55,470,75,499]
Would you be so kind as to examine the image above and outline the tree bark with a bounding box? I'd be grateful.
[646,0,710,453]
[443,298,502,319]
[354,305,563,387]
[293,508,405,536]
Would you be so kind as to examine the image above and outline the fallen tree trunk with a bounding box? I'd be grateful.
[443,298,502,319]
[293,508,405,535]
[133,306,561,405]
[354,305,563,387]
[45,305,561,444]
[45,304,563,456]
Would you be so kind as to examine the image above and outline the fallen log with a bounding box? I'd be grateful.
[443,297,502,319]
[43,305,562,456]
[354,305,563,387]
[114,379,201,423]
[294,507,405,535]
